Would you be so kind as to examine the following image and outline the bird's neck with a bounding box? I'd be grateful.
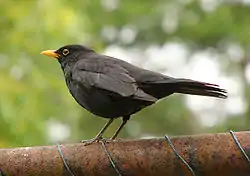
[59,59,69,69]
[58,57,76,69]
[58,59,76,78]
[60,63,73,78]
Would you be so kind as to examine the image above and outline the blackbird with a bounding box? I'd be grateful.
[41,44,227,143]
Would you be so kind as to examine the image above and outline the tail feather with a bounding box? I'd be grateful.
[175,79,227,99]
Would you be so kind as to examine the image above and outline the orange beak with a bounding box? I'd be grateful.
[41,50,60,59]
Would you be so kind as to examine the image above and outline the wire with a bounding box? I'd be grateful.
[229,130,250,162]
[56,143,76,176]
[165,135,196,176]
[100,140,122,176]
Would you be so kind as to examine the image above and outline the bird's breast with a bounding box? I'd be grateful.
[66,79,114,116]
[66,79,150,118]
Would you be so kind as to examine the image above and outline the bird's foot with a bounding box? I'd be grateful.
[104,137,122,143]
[81,137,123,146]
[81,136,103,146]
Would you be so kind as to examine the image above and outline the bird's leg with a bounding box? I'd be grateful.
[94,118,114,140]
[110,115,130,140]
[82,118,114,145]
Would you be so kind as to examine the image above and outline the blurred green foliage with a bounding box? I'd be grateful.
[0,0,249,147]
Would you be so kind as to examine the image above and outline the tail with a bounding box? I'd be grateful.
[174,79,227,99]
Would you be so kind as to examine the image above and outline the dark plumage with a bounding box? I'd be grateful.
[41,44,227,143]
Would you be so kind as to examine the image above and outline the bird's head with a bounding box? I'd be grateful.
[41,44,94,65]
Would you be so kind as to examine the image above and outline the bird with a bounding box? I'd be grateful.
[41,44,227,144]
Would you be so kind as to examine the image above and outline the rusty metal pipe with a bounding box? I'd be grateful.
[0,131,250,176]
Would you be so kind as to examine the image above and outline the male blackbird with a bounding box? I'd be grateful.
[41,44,227,143]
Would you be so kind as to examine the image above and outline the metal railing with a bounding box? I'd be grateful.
[0,131,250,176]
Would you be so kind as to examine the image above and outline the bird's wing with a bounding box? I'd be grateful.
[72,61,156,101]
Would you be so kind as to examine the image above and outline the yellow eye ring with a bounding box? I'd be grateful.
[62,49,70,56]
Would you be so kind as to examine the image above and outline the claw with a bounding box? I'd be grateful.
[102,138,113,143]
[109,138,122,142]
[81,136,103,146]
[81,137,123,146]
[103,137,122,143]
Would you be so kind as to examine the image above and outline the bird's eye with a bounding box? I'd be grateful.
[62,49,70,56]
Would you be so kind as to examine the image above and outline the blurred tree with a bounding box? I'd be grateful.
[0,0,249,147]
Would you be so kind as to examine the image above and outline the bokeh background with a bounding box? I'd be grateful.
[0,0,249,147]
